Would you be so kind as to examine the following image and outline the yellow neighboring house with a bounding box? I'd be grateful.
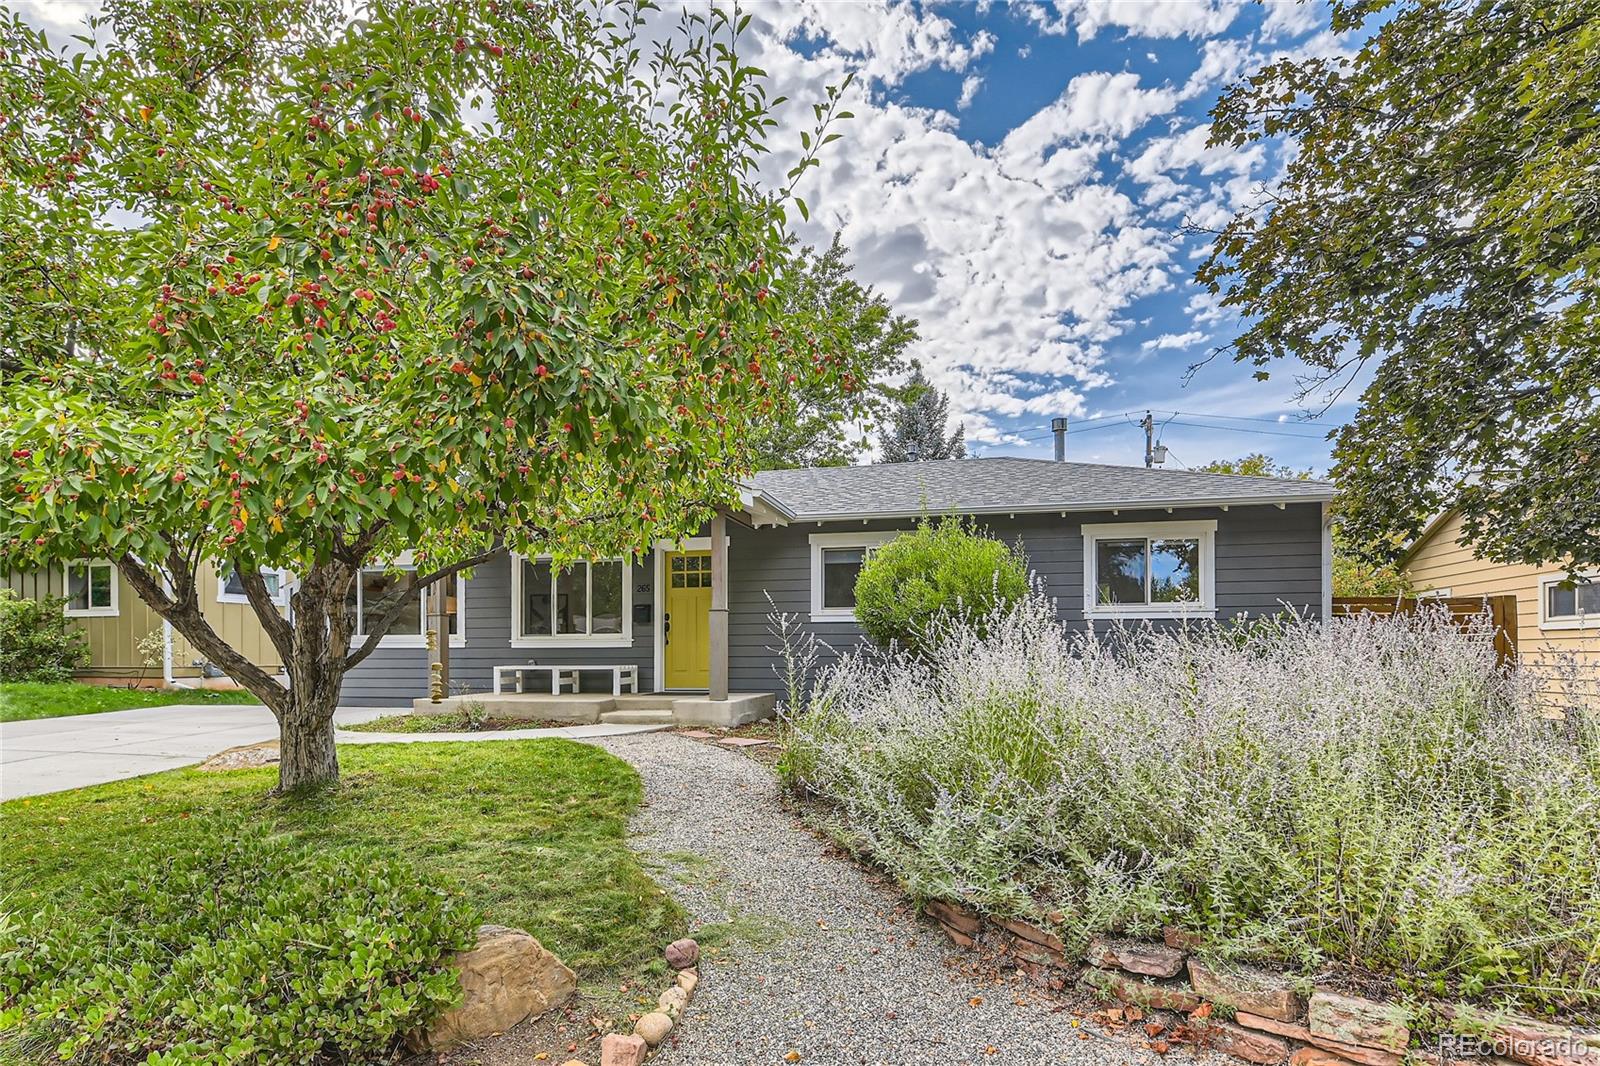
[1401,510,1598,706]
[3,560,287,687]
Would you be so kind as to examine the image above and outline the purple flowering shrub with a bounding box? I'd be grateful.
[779,593,1600,1015]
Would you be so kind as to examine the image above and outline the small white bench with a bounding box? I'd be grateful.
[492,663,640,696]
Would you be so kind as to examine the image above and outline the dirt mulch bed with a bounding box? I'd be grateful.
[197,741,280,771]
[672,718,785,766]
[403,993,612,1066]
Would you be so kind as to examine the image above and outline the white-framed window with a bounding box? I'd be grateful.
[63,559,118,617]
[347,565,466,648]
[1082,520,1217,619]
[1539,571,1599,631]
[217,564,291,606]
[510,555,632,648]
[809,531,900,622]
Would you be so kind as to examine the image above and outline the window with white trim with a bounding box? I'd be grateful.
[217,564,290,605]
[1539,571,1599,631]
[64,559,118,616]
[511,556,631,646]
[809,531,899,622]
[1082,520,1216,618]
[347,566,465,647]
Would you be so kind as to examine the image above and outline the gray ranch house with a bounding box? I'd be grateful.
[341,457,1335,724]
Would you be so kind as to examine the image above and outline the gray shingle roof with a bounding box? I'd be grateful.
[746,458,1334,521]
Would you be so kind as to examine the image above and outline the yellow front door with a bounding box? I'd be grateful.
[663,551,712,689]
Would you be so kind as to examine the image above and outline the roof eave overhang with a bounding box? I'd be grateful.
[737,487,796,527]
[783,493,1336,524]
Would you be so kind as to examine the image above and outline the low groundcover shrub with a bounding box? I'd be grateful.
[781,593,1600,1019]
[0,826,479,1064]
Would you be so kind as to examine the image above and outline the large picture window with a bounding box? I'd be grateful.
[1082,521,1216,619]
[64,559,118,617]
[512,556,631,646]
[347,566,464,647]
[809,531,899,621]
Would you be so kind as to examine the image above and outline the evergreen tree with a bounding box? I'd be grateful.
[747,234,917,470]
[877,368,965,462]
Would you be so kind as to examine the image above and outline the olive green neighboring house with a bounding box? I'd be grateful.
[3,560,286,686]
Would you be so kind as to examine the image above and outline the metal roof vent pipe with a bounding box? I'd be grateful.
[1051,417,1069,462]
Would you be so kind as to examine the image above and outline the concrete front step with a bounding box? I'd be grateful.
[611,695,680,711]
[598,709,677,725]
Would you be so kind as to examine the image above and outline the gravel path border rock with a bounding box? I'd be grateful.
[589,731,1194,1066]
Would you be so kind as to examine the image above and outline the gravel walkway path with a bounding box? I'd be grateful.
[590,731,1194,1066]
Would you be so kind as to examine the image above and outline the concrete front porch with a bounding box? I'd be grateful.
[411,691,776,729]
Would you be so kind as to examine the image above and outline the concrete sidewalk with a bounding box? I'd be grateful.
[1,705,672,800]
[0,704,389,800]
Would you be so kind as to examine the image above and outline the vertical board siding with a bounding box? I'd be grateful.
[7,564,287,680]
[341,502,1327,707]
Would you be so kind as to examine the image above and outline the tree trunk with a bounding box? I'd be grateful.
[275,687,342,792]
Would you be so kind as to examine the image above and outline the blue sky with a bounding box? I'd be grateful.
[736,0,1361,473]
[17,0,1359,474]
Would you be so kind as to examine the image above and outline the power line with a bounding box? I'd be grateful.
[1163,418,1330,439]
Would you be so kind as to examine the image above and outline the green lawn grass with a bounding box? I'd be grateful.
[0,681,259,722]
[0,740,684,1001]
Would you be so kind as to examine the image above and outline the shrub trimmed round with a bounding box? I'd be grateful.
[0,826,479,1063]
[853,516,1029,658]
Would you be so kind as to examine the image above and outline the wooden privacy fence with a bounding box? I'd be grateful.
[1331,595,1519,665]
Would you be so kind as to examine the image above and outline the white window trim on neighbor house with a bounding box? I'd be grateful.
[217,565,291,606]
[63,559,119,617]
[1538,570,1600,631]
[509,554,633,649]
[350,563,467,649]
[809,530,899,622]
[1081,519,1217,620]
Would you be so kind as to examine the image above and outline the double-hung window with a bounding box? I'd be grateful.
[348,565,464,647]
[809,531,899,622]
[511,556,631,646]
[64,559,118,617]
[1539,571,1599,631]
[1081,520,1216,619]
[218,564,290,606]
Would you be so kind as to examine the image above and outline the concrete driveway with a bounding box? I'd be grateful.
[0,704,391,801]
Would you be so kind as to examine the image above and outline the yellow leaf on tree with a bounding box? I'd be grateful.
[268,236,281,251]
[138,105,152,123]
[269,514,284,532]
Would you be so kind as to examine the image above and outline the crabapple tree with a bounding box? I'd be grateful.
[0,0,866,790]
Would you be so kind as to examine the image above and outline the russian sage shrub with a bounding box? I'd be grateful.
[781,593,1600,1016]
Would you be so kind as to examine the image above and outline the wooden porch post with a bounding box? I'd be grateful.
[427,576,451,702]
[709,510,729,701]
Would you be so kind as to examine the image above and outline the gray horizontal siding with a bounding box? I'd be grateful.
[339,502,1327,706]
[341,552,657,706]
